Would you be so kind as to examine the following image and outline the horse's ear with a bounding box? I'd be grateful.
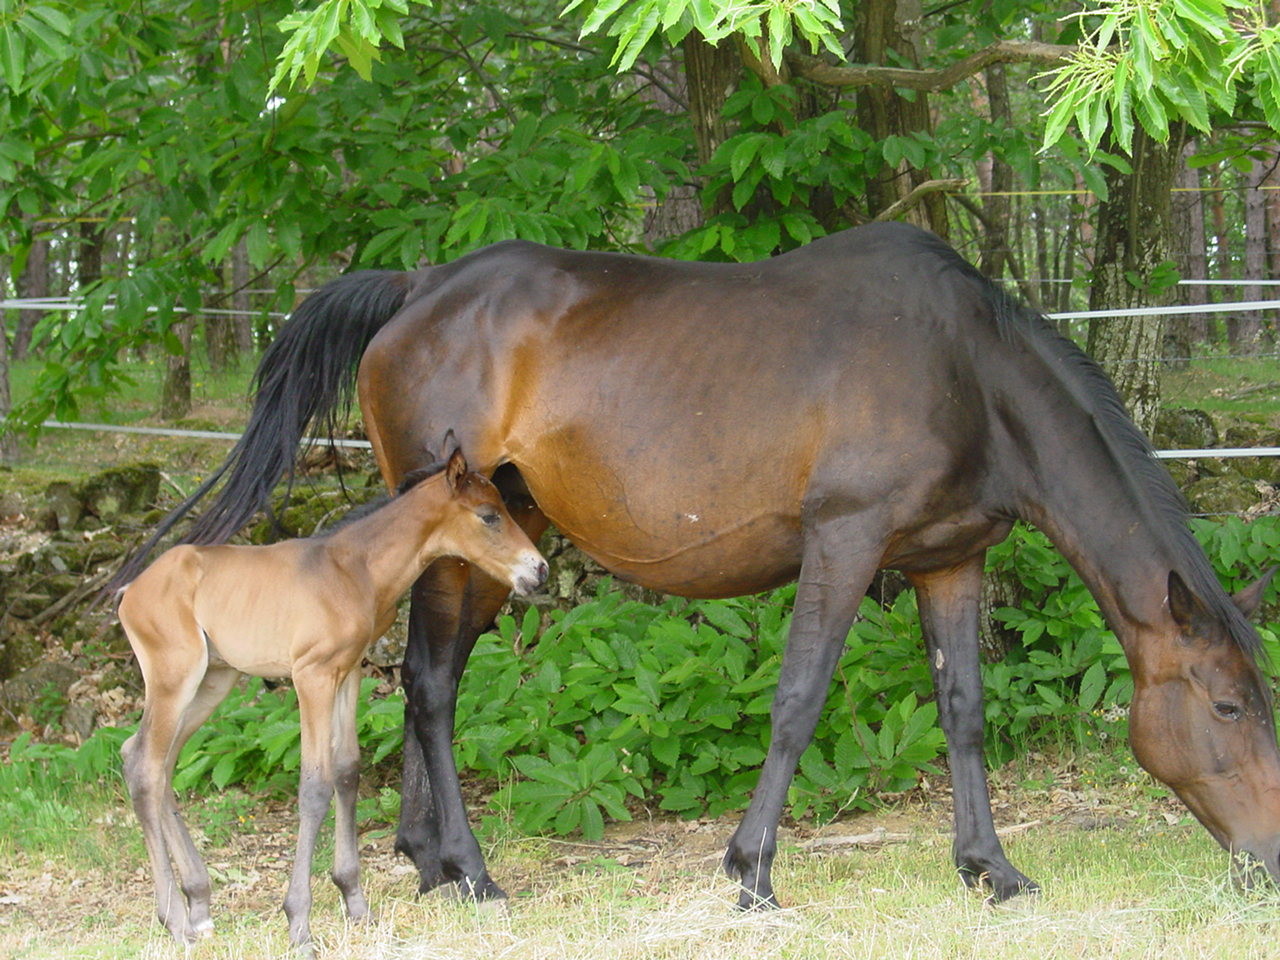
[1168,570,1212,632]
[1232,566,1277,620]
[445,447,468,495]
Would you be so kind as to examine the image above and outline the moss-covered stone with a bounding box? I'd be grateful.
[1154,408,1219,450]
[0,616,45,682]
[1184,474,1267,515]
[75,462,161,522]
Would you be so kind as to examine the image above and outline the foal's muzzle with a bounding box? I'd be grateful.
[512,555,549,596]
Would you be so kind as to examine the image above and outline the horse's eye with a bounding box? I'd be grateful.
[479,512,501,527]
[1213,700,1243,721]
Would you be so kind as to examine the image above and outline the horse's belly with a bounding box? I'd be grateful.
[538,496,803,599]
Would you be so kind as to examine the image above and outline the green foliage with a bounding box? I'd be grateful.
[0,725,131,853]
[172,676,404,795]
[14,516,1280,844]
[1041,0,1280,154]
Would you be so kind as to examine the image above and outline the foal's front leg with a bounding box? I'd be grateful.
[285,669,340,950]
[329,669,370,923]
[910,559,1037,901]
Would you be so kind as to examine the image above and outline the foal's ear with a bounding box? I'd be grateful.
[444,447,469,495]
[1232,566,1277,620]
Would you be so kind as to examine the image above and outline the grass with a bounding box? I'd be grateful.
[1162,354,1280,422]
[4,788,1280,960]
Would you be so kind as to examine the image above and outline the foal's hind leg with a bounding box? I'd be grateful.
[910,558,1037,902]
[122,656,236,941]
[158,665,241,936]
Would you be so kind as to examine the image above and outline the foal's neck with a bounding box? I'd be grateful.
[329,480,451,607]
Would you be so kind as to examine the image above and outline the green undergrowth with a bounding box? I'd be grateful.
[5,518,1280,847]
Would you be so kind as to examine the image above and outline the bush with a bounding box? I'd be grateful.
[20,517,1280,841]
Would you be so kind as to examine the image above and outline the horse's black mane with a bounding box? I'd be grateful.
[909,231,1265,667]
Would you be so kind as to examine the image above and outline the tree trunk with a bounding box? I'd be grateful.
[1207,161,1228,344]
[978,63,1012,281]
[1169,140,1209,359]
[850,0,948,238]
[13,230,48,360]
[204,310,238,373]
[1234,155,1270,352]
[160,319,193,419]
[231,241,255,356]
[1085,126,1187,437]
[0,306,17,462]
[77,220,104,291]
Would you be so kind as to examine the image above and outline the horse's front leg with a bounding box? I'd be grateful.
[397,485,547,897]
[724,519,878,909]
[909,557,1038,901]
[397,562,518,899]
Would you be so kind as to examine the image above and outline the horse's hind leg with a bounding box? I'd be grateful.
[399,562,506,899]
[330,669,370,923]
[910,558,1037,901]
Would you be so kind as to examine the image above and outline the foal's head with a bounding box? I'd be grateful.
[405,448,547,596]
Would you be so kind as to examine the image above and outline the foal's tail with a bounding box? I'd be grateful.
[108,269,420,591]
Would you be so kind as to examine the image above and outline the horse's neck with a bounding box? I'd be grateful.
[1005,381,1179,651]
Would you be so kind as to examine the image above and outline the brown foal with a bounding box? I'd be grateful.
[118,447,547,949]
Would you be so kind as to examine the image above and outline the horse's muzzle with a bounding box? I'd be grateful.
[1231,844,1280,891]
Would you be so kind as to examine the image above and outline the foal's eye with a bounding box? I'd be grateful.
[1213,700,1243,721]
[479,512,501,527]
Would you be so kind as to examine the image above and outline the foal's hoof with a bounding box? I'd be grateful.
[192,918,215,939]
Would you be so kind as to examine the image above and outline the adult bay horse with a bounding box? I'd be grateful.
[120,221,1280,908]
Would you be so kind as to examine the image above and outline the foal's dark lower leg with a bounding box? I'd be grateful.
[911,560,1037,901]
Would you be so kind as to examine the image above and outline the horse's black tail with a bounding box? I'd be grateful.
[107,269,418,591]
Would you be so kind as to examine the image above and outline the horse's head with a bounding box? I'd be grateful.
[1129,569,1280,885]
[428,446,548,596]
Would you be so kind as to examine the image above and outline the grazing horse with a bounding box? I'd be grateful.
[117,446,547,948]
[116,221,1280,911]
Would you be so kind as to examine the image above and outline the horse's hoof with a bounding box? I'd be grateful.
[963,866,1040,904]
[736,889,781,911]
[454,874,507,902]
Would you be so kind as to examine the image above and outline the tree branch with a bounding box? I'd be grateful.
[872,178,967,222]
[786,40,1075,92]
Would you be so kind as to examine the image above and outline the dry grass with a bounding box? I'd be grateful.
[5,789,1280,960]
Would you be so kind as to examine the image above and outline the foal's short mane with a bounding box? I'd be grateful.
[908,231,1265,667]
[320,459,450,536]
